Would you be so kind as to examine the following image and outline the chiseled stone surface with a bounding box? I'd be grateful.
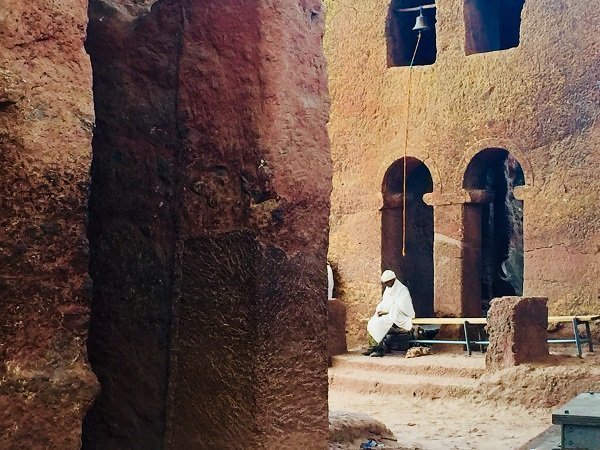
[486,296,549,369]
[0,1,98,448]
[325,0,600,347]
[169,2,330,447]
[84,0,330,448]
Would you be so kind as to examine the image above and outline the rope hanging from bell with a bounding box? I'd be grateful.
[402,7,430,257]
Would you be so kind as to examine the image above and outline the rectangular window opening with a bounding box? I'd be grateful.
[387,1,437,67]
[464,0,525,55]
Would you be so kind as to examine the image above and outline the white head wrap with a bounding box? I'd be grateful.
[380,270,396,283]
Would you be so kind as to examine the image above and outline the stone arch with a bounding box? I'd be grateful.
[381,157,434,316]
[462,146,526,313]
[378,135,443,193]
[382,156,434,197]
[456,138,534,189]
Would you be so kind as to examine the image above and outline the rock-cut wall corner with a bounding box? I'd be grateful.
[0,0,331,447]
[165,0,331,448]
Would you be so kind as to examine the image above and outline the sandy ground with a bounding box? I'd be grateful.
[328,349,600,449]
[329,390,549,449]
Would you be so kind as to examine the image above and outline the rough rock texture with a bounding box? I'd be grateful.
[83,0,331,448]
[325,0,600,347]
[486,296,549,369]
[328,299,348,363]
[0,1,98,448]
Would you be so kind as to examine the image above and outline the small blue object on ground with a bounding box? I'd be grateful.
[359,439,384,448]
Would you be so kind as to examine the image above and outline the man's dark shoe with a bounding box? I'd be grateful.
[369,348,385,357]
[362,347,376,356]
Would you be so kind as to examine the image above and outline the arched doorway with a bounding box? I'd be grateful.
[382,158,434,317]
[463,148,525,313]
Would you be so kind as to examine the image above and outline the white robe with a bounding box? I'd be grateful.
[327,263,334,299]
[367,280,415,344]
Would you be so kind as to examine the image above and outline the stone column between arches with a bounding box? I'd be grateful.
[424,190,493,318]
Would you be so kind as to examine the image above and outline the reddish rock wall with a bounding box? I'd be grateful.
[0,1,97,448]
[84,0,330,448]
[167,2,331,446]
[325,0,600,346]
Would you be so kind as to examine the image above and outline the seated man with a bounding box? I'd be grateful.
[363,270,415,357]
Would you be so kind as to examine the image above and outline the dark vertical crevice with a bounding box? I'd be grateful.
[82,1,182,447]
[161,2,186,444]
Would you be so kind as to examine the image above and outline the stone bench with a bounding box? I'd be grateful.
[362,311,599,357]
[410,314,599,357]
[410,317,488,356]
[547,315,599,356]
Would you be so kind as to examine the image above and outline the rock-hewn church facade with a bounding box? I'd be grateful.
[325,0,599,346]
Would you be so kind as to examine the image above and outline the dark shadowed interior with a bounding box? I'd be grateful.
[382,157,434,317]
[463,148,525,313]
[464,0,525,55]
[387,0,437,67]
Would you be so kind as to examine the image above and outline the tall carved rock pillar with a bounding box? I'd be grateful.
[424,191,492,317]
[83,0,330,448]
[164,1,331,449]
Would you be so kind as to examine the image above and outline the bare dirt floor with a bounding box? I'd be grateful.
[329,349,600,449]
[329,389,547,449]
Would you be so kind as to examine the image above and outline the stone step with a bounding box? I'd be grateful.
[328,367,479,400]
[331,352,486,380]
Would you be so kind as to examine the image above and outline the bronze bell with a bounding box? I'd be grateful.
[412,7,430,32]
